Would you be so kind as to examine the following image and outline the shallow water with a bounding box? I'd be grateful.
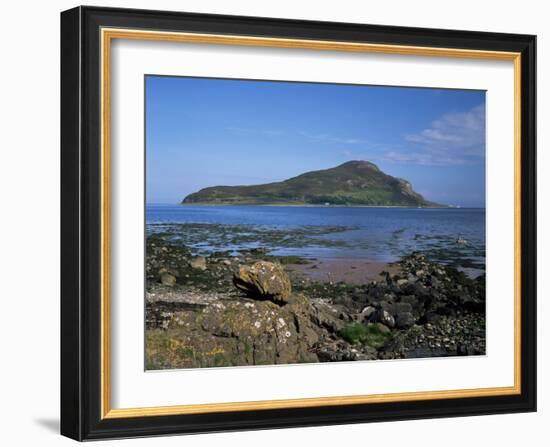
[146,204,485,271]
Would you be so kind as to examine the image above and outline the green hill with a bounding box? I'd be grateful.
[181,161,440,207]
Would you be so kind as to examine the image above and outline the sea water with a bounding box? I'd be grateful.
[146,204,485,272]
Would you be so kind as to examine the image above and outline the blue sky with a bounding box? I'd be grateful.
[146,76,486,207]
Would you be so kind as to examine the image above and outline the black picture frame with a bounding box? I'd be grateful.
[61,5,536,441]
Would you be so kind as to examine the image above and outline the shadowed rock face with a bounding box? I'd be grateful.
[233,261,292,305]
[182,160,440,207]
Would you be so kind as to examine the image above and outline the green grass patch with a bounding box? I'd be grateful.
[338,323,391,348]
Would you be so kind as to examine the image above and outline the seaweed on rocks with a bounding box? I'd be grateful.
[145,236,486,369]
[147,222,355,255]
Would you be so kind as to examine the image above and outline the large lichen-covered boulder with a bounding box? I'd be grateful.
[145,293,321,369]
[233,261,292,305]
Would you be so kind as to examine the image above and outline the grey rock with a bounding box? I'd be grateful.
[360,306,376,320]
[400,295,420,310]
[160,272,177,286]
[380,310,396,328]
[312,304,346,333]
[189,256,207,271]
[395,312,415,329]
[233,261,292,304]
[380,301,394,313]
[393,302,413,314]
[424,311,442,324]
[374,322,392,334]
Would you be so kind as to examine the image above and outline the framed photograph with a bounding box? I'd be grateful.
[60,6,536,441]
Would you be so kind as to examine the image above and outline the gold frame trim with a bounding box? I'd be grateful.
[100,28,522,419]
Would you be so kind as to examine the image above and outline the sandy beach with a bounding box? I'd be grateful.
[287,258,400,284]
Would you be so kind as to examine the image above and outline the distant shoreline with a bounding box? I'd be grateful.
[175,202,464,209]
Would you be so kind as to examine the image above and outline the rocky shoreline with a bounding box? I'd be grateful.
[145,234,485,370]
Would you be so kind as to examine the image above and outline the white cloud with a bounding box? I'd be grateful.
[385,103,486,166]
[405,104,485,157]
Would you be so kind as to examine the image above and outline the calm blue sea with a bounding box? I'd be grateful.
[146,204,485,271]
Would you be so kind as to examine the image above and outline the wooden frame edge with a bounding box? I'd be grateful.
[100,26,112,421]
[99,27,523,420]
[102,386,520,419]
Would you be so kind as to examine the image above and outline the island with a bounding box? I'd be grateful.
[181,160,441,207]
